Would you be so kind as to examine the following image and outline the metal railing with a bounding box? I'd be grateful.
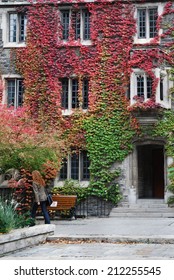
[76,196,114,217]
[0,187,114,218]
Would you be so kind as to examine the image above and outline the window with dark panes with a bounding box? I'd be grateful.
[61,78,88,110]
[61,10,69,40]
[136,74,153,100]
[59,159,68,180]
[137,7,157,39]
[71,153,79,180]
[19,14,27,42]
[60,9,90,41]
[149,8,158,38]
[138,9,146,38]
[72,79,79,109]
[61,78,69,109]
[83,10,90,40]
[160,78,164,101]
[81,151,90,180]
[7,79,24,108]
[147,77,152,98]
[74,11,81,40]
[59,151,90,181]
[137,75,144,97]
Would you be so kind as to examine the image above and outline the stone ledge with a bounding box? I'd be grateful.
[0,224,55,257]
[47,235,174,244]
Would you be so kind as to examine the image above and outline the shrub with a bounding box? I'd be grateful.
[52,179,122,204]
[0,198,33,233]
[0,199,16,233]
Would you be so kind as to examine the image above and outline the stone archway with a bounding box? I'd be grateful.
[137,144,164,199]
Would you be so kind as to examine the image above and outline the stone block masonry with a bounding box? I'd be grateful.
[0,224,55,257]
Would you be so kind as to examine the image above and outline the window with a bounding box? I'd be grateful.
[61,10,69,40]
[61,9,90,42]
[160,77,164,101]
[6,79,24,108]
[137,7,158,39]
[59,151,90,181]
[130,69,172,109]
[61,78,89,111]
[9,13,27,43]
[136,74,152,100]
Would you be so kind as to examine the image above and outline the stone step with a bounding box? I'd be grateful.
[136,199,165,204]
[110,212,174,218]
[111,207,174,212]
[120,204,169,209]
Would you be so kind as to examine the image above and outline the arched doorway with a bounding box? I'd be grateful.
[137,144,164,199]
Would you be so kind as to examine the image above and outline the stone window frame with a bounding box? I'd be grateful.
[2,9,27,48]
[59,151,90,182]
[130,68,172,109]
[2,74,24,109]
[134,3,163,44]
[59,7,91,45]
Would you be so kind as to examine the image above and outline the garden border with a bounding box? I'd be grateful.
[0,224,55,257]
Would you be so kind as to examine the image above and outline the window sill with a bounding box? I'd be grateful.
[133,37,160,45]
[56,180,90,187]
[62,109,88,116]
[58,40,92,47]
[3,42,26,48]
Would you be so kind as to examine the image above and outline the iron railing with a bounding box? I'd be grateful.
[0,187,114,218]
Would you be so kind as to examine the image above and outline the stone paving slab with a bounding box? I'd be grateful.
[51,217,174,238]
[2,242,174,259]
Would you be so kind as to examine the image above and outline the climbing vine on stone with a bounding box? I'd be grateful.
[12,1,174,202]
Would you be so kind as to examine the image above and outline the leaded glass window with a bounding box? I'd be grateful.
[72,79,79,109]
[59,151,90,181]
[9,13,27,43]
[61,10,69,40]
[61,9,90,41]
[136,74,152,100]
[149,8,158,38]
[61,78,69,109]
[7,79,24,108]
[137,75,144,97]
[137,7,157,39]
[61,78,89,111]
[83,10,90,40]
[147,77,152,98]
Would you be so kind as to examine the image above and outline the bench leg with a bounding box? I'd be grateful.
[70,207,77,219]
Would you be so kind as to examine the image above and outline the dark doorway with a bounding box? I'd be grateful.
[137,145,164,199]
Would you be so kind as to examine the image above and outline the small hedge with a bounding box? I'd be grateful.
[52,179,122,205]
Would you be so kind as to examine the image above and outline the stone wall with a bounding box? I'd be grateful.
[0,224,55,257]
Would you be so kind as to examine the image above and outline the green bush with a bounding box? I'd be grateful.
[167,195,174,206]
[0,146,58,173]
[52,179,122,205]
[0,199,33,233]
[0,200,16,233]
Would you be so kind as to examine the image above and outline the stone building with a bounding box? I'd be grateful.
[0,0,174,210]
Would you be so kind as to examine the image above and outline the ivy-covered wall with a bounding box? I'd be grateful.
[1,0,174,206]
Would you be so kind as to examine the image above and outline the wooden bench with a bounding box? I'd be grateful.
[47,195,77,219]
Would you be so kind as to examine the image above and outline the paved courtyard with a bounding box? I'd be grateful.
[1,217,174,259]
[2,240,174,260]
